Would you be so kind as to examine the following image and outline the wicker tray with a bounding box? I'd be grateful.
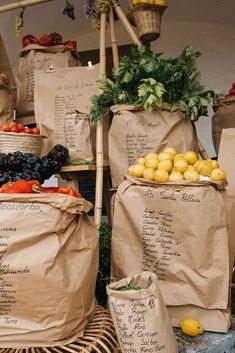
[0,306,120,352]
[0,132,42,156]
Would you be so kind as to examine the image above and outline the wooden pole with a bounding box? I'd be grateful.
[109,5,119,69]
[0,0,53,13]
[198,139,210,160]
[111,0,141,46]
[94,10,107,227]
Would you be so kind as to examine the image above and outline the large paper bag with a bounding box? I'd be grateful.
[111,175,230,332]
[34,65,99,159]
[0,193,98,347]
[109,104,198,188]
[212,98,235,155]
[107,272,178,353]
[16,44,81,117]
[0,74,13,124]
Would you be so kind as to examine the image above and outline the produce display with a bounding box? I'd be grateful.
[91,45,222,122]
[128,147,226,182]
[224,81,235,99]
[21,32,77,49]
[0,121,40,134]
[0,144,68,186]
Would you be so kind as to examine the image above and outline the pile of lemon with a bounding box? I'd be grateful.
[128,147,226,182]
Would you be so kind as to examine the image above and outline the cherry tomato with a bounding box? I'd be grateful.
[25,127,33,134]
[17,123,25,131]
[2,124,10,132]
[10,126,19,133]
[9,121,18,128]
[32,127,40,135]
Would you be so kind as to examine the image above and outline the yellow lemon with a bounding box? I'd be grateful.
[145,152,158,160]
[187,165,196,171]
[128,165,135,176]
[211,160,219,170]
[174,159,188,173]
[180,317,204,337]
[158,152,174,161]
[210,168,227,181]
[136,157,145,165]
[163,147,177,158]
[158,159,173,172]
[183,169,200,181]
[169,171,184,181]
[195,160,212,176]
[154,169,169,182]
[145,158,158,170]
[130,163,145,178]
[184,150,198,165]
[174,153,185,161]
[143,168,155,181]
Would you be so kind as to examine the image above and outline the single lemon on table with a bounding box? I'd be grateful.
[158,159,173,172]
[195,160,212,176]
[136,157,145,165]
[145,158,158,170]
[163,147,177,158]
[145,152,158,160]
[129,163,145,178]
[143,168,155,181]
[210,168,226,181]
[174,159,188,173]
[180,317,204,337]
[158,152,174,161]
[183,169,200,181]
[154,169,169,182]
[184,150,198,165]
[169,171,184,181]
[174,153,185,161]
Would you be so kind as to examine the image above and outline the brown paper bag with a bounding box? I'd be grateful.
[0,193,98,347]
[111,175,230,332]
[212,98,235,155]
[109,104,198,188]
[107,272,178,353]
[34,65,100,158]
[16,44,81,117]
[0,74,13,124]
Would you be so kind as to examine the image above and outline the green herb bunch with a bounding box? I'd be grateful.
[90,45,222,122]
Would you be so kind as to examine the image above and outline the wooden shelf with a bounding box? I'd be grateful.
[59,165,97,173]
[58,165,110,182]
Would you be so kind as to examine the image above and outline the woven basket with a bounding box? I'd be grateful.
[0,132,42,156]
[0,306,120,352]
[132,4,167,42]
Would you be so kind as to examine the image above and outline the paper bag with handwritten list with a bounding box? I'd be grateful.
[109,104,198,189]
[107,272,178,353]
[34,65,99,159]
[0,193,98,347]
[16,44,81,118]
[111,175,231,332]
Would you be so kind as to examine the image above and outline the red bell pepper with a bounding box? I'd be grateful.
[63,40,77,50]
[229,88,235,96]
[1,180,33,194]
[49,32,63,45]
[38,34,53,46]
[22,34,38,47]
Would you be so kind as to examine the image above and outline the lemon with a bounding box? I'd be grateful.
[158,152,174,161]
[163,147,177,158]
[145,158,158,170]
[130,163,145,178]
[128,165,135,176]
[174,153,185,161]
[136,157,145,165]
[174,159,188,173]
[169,171,184,181]
[180,317,204,337]
[187,165,196,171]
[183,169,200,181]
[154,169,169,182]
[211,160,219,170]
[145,152,158,160]
[158,159,173,172]
[210,168,226,181]
[184,150,198,165]
[195,160,212,176]
[143,168,155,181]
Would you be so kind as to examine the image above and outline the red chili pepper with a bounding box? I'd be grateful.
[22,34,38,47]
[49,32,63,45]
[1,180,33,194]
[27,180,40,187]
[58,187,70,194]
[38,34,53,46]
[39,186,60,193]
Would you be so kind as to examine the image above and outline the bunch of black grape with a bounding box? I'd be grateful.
[0,144,68,186]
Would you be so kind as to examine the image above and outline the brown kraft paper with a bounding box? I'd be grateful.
[34,65,99,158]
[107,271,178,353]
[212,98,235,155]
[16,44,81,117]
[0,74,13,124]
[0,193,98,347]
[111,175,230,332]
[109,104,198,189]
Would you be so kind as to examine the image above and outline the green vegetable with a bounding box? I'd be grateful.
[90,45,223,122]
[117,285,142,291]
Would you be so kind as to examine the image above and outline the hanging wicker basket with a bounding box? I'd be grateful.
[130,3,167,42]
[0,132,42,156]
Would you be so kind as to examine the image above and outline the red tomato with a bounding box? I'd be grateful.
[0,126,3,131]
[2,124,10,132]
[25,127,33,134]
[9,121,18,128]
[17,123,25,131]
[10,126,19,133]
[32,127,40,135]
